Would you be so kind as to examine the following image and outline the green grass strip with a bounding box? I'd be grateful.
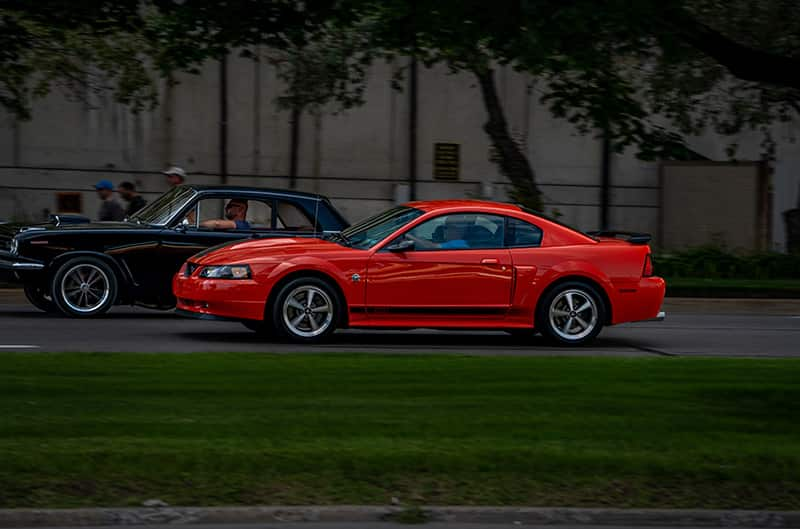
[1,353,799,509]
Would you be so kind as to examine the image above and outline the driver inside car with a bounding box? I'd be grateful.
[408,215,471,249]
[200,199,252,230]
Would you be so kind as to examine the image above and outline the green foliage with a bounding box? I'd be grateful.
[655,246,800,279]
[0,4,158,119]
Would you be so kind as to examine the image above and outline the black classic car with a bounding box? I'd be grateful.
[0,185,348,317]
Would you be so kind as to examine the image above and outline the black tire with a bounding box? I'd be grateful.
[536,281,606,346]
[271,276,341,343]
[24,283,57,313]
[51,257,118,317]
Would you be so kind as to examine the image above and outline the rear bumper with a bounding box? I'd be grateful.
[612,276,666,324]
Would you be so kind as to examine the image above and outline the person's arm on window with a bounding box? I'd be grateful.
[200,219,237,229]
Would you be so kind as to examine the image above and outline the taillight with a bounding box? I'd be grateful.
[643,254,653,277]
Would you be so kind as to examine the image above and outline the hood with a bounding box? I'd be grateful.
[192,236,351,265]
[13,221,155,238]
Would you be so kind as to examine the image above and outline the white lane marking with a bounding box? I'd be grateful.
[0,345,39,349]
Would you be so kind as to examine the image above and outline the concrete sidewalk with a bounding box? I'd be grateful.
[0,505,799,528]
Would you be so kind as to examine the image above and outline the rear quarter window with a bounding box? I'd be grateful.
[506,217,543,247]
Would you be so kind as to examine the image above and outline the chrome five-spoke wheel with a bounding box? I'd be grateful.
[52,257,118,317]
[282,285,334,338]
[548,289,598,342]
[538,282,606,345]
[273,277,340,342]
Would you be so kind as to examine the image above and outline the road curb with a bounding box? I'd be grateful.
[1,506,800,527]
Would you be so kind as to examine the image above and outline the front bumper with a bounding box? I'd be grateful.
[173,270,269,321]
[0,251,45,271]
[0,251,44,283]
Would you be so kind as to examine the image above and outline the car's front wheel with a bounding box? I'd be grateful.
[537,281,605,346]
[51,257,118,317]
[271,277,341,342]
[24,283,57,313]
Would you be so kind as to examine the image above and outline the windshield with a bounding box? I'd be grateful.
[341,206,424,249]
[130,186,197,226]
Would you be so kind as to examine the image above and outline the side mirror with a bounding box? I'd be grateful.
[175,218,189,232]
[386,239,415,252]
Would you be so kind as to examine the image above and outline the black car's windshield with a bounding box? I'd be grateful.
[341,206,424,249]
[130,186,197,226]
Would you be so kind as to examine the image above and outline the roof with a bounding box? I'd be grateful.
[186,185,326,201]
[404,199,525,213]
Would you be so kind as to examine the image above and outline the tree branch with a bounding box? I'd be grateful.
[670,11,800,90]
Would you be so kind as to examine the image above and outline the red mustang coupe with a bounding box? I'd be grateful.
[174,200,665,345]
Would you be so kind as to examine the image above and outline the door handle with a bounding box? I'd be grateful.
[481,258,499,265]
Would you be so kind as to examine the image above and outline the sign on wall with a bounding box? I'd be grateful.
[433,142,460,180]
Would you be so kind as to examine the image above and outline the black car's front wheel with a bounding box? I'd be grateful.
[271,277,341,342]
[51,257,118,317]
[24,283,57,313]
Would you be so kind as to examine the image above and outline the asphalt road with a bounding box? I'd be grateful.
[0,292,798,356]
[6,526,789,529]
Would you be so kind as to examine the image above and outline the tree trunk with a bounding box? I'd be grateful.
[474,68,542,210]
[289,104,302,189]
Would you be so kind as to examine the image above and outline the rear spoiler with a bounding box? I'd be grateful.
[587,230,652,245]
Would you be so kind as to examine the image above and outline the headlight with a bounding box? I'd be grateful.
[9,238,18,255]
[199,264,252,279]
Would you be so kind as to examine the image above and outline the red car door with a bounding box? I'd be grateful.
[366,247,513,312]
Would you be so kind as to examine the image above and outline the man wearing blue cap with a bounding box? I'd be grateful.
[94,180,125,221]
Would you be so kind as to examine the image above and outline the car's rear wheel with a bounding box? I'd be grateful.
[537,281,605,346]
[271,277,340,342]
[51,257,118,317]
[24,283,57,313]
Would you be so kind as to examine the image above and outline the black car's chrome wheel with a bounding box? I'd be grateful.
[24,283,57,313]
[51,257,118,317]
[271,277,340,342]
[537,281,605,346]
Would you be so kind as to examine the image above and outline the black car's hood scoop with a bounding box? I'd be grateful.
[49,214,91,226]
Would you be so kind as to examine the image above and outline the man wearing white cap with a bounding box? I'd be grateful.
[163,166,187,187]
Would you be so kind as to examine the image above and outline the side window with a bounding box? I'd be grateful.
[180,197,272,231]
[275,200,314,231]
[246,201,273,229]
[394,213,505,251]
[195,198,225,226]
[506,217,543,247]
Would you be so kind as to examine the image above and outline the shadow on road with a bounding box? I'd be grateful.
[0,306,181,320]
[175,329,639,350]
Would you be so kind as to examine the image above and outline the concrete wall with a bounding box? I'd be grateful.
[2,55,799,251]
[661,163,767,251]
